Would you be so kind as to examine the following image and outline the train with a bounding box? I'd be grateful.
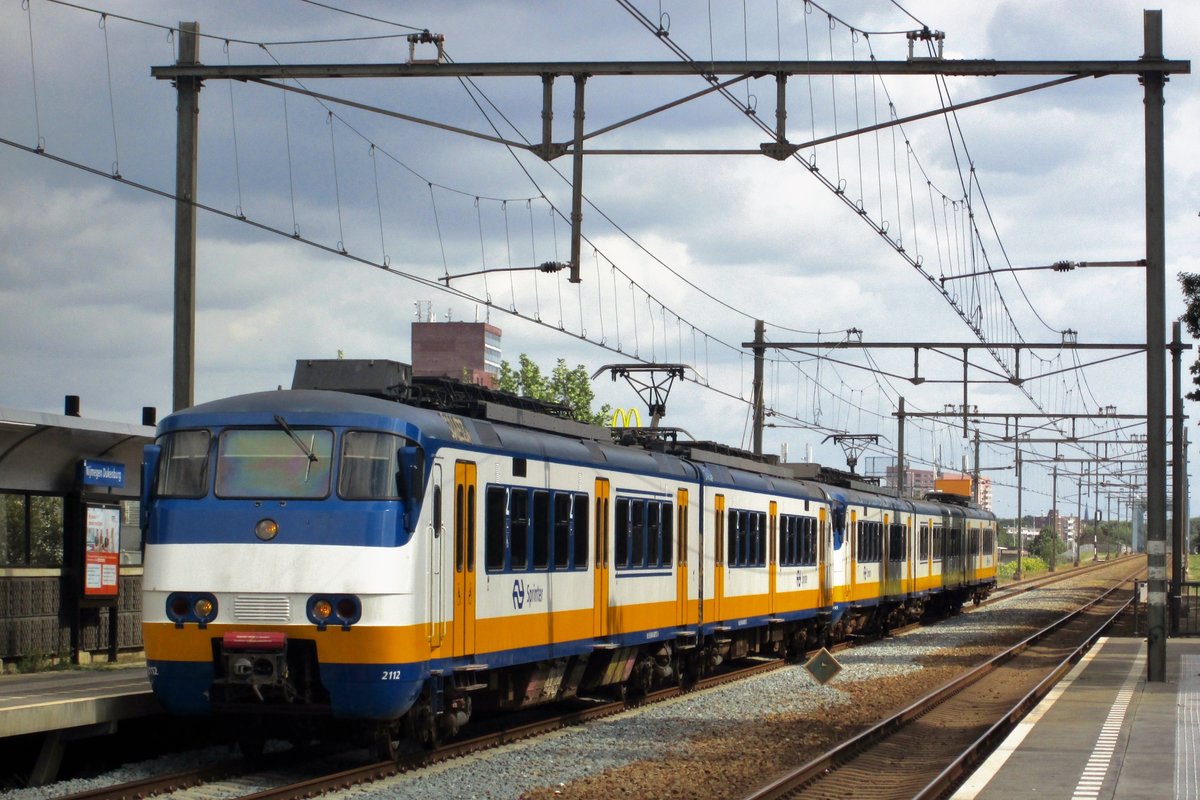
[140,359,996,756]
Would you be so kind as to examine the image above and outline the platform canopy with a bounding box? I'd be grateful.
[0,407,154,495]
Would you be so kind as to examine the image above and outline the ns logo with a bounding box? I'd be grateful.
[511,578,545,609]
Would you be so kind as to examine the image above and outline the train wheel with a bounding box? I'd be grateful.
[410,702,441,750]
[374,723,404,762]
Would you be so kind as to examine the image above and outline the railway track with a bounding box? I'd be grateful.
[55,659,783,800]
[741,563,1143,800]
[54,562,1139,800]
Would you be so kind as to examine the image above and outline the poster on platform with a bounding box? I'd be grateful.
[84,504,120,597]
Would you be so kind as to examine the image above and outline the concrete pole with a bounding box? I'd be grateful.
[1015,434,1023,580]
[1076,466,1083,567]
[172,22,200,411]
[1051,463,1058,572]
[972,428,981,505]
[568,75,586,283]
[752,320,765,456]
[1143,9,1167,681]
[1171,320,1185,632]
[897,397,906,497]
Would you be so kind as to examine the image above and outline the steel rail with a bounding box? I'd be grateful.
[742,563,1142,800]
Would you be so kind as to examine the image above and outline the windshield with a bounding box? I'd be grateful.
[215,428,334,499]
[156,430,211,497]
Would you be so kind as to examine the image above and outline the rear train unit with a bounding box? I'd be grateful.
[140,360,996,754]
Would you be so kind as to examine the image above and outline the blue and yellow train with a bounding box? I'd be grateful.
[140,362,996,755]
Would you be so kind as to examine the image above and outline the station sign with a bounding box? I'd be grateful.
[79,459,126,488]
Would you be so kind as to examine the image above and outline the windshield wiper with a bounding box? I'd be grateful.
[274,414,318,462]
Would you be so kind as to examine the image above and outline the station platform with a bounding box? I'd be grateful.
[0,663,159,784]
[953,636,1199,800]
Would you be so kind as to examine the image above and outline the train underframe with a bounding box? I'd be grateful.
[208,581,993,759]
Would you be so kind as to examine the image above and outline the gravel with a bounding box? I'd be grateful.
[1,561,1135,800]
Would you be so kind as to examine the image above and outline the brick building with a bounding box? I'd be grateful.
[411,321,502,388]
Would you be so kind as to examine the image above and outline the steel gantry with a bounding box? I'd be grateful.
[156,15,1188,679]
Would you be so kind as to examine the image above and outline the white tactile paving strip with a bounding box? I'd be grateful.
[1069,653,1140,800]
[1176,654,1200,800]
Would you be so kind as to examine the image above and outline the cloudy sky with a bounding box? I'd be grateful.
[1,0,1197,520]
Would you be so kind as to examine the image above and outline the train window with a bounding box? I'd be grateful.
[157,430,211,497]
[918,523,930,561]
[646,503,660,566]
[660,504,674,565]
[983,527,994,555]
[888,524,905,562]
[726,509,767,568]
[573,494,589,569]
[752,512,766,567]
[512,458,527,477]
[728,510,742,566]
[630,501,646,567]
[339,431,405,499]
[804,516,818,565]
[485,486,507,571]
[510,490,529,570]
[455,484,465,572]
[856,520,882,563]
[553,493,572,569]
[933,525,945,560]
[466,484,476,572]
[778,516,794,566]
[215,428,333,499]
[613,497,673,570]
[678,503,688,566]
[615,498,630,568]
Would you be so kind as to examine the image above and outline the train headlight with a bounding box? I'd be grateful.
[166,592,218,627]
[311,599,333,621]
[255,519,279,541]
[307,595,360,630]
[335,596,361,624]
[167,593,190,623]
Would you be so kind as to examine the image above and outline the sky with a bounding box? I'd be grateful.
[1,0,1198,521]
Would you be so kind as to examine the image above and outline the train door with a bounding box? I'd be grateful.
[452,461,477,656]
[676,488,689,626]
[828,499,847,606]
[593,478,610,638]
[768,501,778,615]
[713,493,726,623]
[428,461,446,648]
[819,506,830,608]
[848,509,858,601]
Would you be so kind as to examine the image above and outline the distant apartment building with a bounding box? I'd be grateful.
[882,465,993,512]
[411,321,502,389]
[1033,512,1080,542]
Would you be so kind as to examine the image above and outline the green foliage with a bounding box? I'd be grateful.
[1029,529,1067,563]
[1179,273,1200,401]
[497,354,613,426]
[998,555,1048,582]
[2,493,63,567]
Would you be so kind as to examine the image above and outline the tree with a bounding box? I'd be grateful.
[1030,528,1066,563]
[498,354,613,426]
[1178,273,1200,400]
